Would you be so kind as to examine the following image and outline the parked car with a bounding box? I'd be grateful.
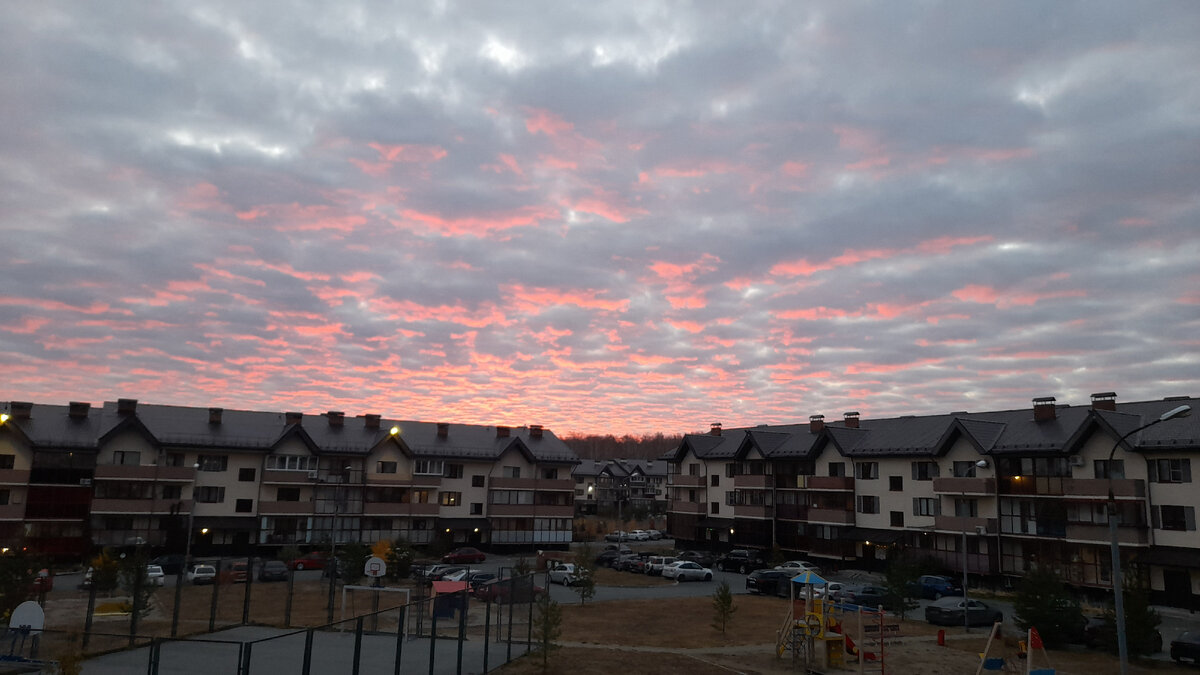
[227,561,249,583]
[715,549,766,574]
[442,547,486,564]
[602,543,632,554]
[838,584,887,607]
[646,556,677,576]
[646,529,664,540]
[604,531,628,542]
[151,554,188,576]
[775,560,822,575]
[594,550,623,567]
[187,564,217,585]
[441,568,471,582]
[473,578,545,603]
[924,597,1002,627]
[909,575,963,600]
[613,553,644,571]
[427,566,466,583]
[145,565,166,587]
[627,530,650,541]
[675,550,716,568]
[288,552,329,571]
[466,572,497,593]
[1084,616,1162,653]
[258,560,289,582]
[1171,630,1200,663]
[548,563,581,586]
[31,568,54,593]
[661,560,713,582]
[746,569,793,596]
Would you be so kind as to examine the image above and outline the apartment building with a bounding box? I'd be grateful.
[665,394,1200,608]
[0,400,579,558]
[572,458,667,515]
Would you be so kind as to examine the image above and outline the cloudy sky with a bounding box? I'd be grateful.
[2,2,1198,435]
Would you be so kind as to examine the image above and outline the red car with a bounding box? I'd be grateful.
[287,552,329,571]
[442,547,486,564]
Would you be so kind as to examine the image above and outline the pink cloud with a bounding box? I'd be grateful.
[540,155,577,170]
[505,285,629,313]
[781,161,809,177]
[524,108,573,136]
[845,358,944,375]
[395,204,557,236]
[952,284,1087,307]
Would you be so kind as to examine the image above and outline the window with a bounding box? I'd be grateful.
[412,519,427,530]
[113,451,141,466]
[711,502,720,514]
[1152,459,1191,484]
[725,463,736,478]
[688,489,697,502]
[1156,505,1196,531]
[914,497,940,516]
[235,499,253,513]
[0,455,15,470]
[890,511,904,527]
[503,466,521,479]
[856,495,880,514]
[377,461,397,474]
[911,461,940,481]
[828,462,846,477]
[411,490,431,503]
[238,468,256,482]
[688,463,699,476]
[889,476,903,491]
[855,463,878,480]
[711,475,720,487]
[0,489,8,506]
[470,502,483,515]
[198,455,228,472]
[440,492,461,507]
[161,485,182,500]
[266,455,316,471]
[952,461,979,478]
[446,464,464,479]
[1093,459,1124,480]
[954,498,978,518]
[472,475,485,488]
[164,453,185,467]
[277,487,301,502]
[539,467,557,480]
[415,460,444,476]
[195,486,225,503]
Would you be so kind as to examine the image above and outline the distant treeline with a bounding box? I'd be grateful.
[561,432,686,460]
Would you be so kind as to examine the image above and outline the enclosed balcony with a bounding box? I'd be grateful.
[667,474,705,488]
[931,476,994,495]
[806,476,854,491]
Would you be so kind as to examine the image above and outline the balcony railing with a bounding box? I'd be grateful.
[775,504,809,520]
[1062,478,1144,498]
[733,474,771,489]
[667,474,705,488]
[1066,523,1149,545]
[488,477,575,491]
[931,476,994,495]
[668,501,705,515]
[0,503,25,520]
[933,515,998,535]
[363,502,440,516]
[90,499,194,515]
[488,504,574,518]
[807,508,855,525]
[0,469,31,486]
[806,476,854,491]
[94,465,196,482]
[733,504,772,519]
[258,501,313,515]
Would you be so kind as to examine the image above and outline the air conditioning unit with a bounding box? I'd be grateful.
[1069,456,1085,467]
[79,478,92,486]
[307,470,319,480]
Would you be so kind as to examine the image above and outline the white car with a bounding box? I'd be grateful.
[646,556,677,575]
[775,560,822,575]
[440,568,470,582]
[793,580,845,599]
[628,530,650,541]
[548,563,581,586]
[146,565,166,587]
[187,564,217,585]
[661,560,712,582]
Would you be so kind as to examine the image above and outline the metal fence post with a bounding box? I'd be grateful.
[428,599,438,675]
[171,567,185,637]
[239,642,252,675]
[209,559,221,633]
[352,616,364,675]
[242,557,253,625]
[506,580,514,663]
[526,576,533,651]
[457,590,467,674]
[83,583,97,650]
[302,627,314,675]
[144,637,156,675]
[130,569,144,646]
[393,605,407,675]
[483,597,491,673]
[284,568,294,628]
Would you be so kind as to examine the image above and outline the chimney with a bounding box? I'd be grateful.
[710,422,722,436]
[69,401,91,418]
[437,422,449,438]
[364,414,381,430]
[285,411,303,425]
[208,407,223,425]
[496,425,510,438]
[529,424,543,439]
[1090,392,1117,412]
[327,411,344,427]
[1033,396,1057,422]
[117,398,138,415]
[809,414,825,434]
[9,402,32,419]
[843,411,860,429]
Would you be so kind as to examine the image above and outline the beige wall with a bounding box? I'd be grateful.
[0,430,33,470]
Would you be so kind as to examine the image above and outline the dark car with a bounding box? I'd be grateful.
[258,560,289,582]
[909,575,963,600]
[473,578,545,604]
[442,547,486,564]
[466,572,497,593]
[1171,630,1200,663]
[1085,616,1162,653]
[746,569,792,596]
[924,597,1002,627]
[676,550,716,568]
[151,554,188,576]
[839,584,887,608]
[594,550,623,567]
[715,549,766,574]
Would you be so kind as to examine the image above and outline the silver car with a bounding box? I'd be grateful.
[661,560,712,582]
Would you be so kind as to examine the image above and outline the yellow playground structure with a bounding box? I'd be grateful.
[776,571,887,674]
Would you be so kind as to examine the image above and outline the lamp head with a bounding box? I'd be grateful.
[975,459,989,469]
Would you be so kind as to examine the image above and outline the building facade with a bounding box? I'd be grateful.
[664,394,1200,608]
[0,400,579,558]
[572,459,667,516]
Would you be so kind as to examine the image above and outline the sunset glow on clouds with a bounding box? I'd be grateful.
[2,3,1199,435]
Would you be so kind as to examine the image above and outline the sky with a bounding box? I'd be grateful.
[2,2,1199,436]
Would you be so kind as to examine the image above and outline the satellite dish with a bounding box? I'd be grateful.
[10,601,44,633]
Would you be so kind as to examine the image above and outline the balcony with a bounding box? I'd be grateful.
[934,515,998,535]
[488,504,574,518]
[808,539,856,560]
[94,465,196,482]
[775,504,809,521]
[806,476,854,491]
[364,473,415,486]
[733,474,771,489]
[807,508,856,525]
[668,501,705,515]
[488,477,575,491]
[0,469,31,486]
[262,470,316,485]
[1066,523,1149,545]
[667,474,705,488]
[0,503,25,520]
[931,477,994,495]
[1062,478,1144,499]
[91,499,194,515]
[734,504,772,519]
[258,501,313,515]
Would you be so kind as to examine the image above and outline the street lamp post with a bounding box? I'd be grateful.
[327,464,352,624]
[1108,404,1191,675]
[171,462,200,637]
[958,459,989,633]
